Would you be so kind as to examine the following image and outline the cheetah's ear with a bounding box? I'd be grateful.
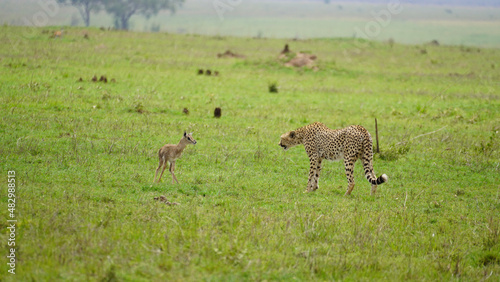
[289,131,296,138]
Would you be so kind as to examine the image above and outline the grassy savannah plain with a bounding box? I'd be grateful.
[0,25,499,280]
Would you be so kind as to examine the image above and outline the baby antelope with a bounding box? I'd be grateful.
[154,132,197,184]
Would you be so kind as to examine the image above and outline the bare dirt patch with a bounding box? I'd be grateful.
[217,50,245,58]
[284,53,318,69]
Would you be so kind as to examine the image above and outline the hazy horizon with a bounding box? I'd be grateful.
[1,0,499,47]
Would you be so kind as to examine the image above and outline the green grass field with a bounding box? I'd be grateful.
[1,25,500,280]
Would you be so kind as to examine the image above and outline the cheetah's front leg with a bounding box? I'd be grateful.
[306,156,322,192]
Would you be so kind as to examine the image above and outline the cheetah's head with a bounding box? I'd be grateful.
[279,131,301,151]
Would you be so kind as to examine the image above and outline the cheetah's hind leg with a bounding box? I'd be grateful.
[344,183,355,196]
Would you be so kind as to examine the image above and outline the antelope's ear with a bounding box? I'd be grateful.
[289,131,296,138]
[184,131,187,137]
[189,132,193,136]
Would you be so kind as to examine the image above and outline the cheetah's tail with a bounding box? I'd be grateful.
[368,174,388,185]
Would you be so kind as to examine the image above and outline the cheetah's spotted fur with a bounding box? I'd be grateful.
[279,122,388,195]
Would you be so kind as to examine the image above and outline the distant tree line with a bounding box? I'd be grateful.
[57,0,184,30]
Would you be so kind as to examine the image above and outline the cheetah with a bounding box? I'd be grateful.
[279,122,388,195]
